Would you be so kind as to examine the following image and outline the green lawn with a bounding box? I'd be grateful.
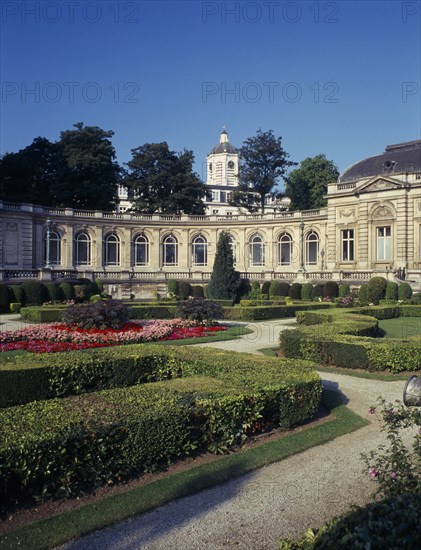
[378,317,421,339]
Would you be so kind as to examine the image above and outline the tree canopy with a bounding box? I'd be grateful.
[0,123,120,211]
[285,154,339,211]
[123,142,205,215]
[230,129,295,213]
[207,231,240,301]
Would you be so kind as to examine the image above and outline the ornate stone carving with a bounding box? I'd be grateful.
[339,208,355,218]
[372,206,394,219]
[360,178,401,193]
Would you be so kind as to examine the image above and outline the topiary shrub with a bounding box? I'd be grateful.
[45,282,64,303]
[311,284,324,300]
[9,302,21,313]
[207,231,241,302]
[367,276,387,304]
[62,300,128,330]
[73,284,91,302]
[59,282,74,301]
[178,281,192,300]
[410,293,421,305]
[269,280,290,297]
[89,294,102,303]
[261,281,270,295]
[339,283,351,298]
[93,279,104,294]
[385,281,398,301]
[359,283,369,305]
[192,285,204,299]
[9,285,25,306]
[301,283,313,301]
[323,281,339,298]
[21,281,47,306]
[167,279,179,298]
[177,298,224,324]
[0,283,10,312]
[398,282,413,301]
[289,283,302,300]
[238,279,251,301]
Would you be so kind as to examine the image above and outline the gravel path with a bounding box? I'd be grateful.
[56,320,408,550]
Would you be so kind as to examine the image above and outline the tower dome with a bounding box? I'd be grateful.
[210,129,237,154]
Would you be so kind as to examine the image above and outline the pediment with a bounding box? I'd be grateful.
[357,176,405,194]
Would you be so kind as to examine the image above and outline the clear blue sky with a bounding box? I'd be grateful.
[1,0,420,182]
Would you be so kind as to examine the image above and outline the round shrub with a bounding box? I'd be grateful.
[301,283,313,301]
[262,281,270,295]
[93,279,104,294]
[311,284,324,299]
[359,283,369,305]
[367,276,387,304]
[21,281,47,306]
[323,281,339,298]
[89,294,102,303]
[238,279,252,301]
[289,283,302,300]
[410,292,421,305]
[45,283,64,303]
[398,282,413,301]
[63,300,128,330]
[73,284,91,302]
[177,298,224,324]
[192,285,205,299]
[385,281,398,301]
[269,280,290,297]
[10,302,21,313]
[59,282,74,301]
[9,285,25,306]
[178,281,192,300]
[339,284,350,298]
[167,279,179,298]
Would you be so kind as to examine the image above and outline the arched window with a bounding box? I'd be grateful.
[306,231,319,265]
[134,234,149,266]
[44,229,61,266]
[163,235,178,266]
[74,232,91,266]
[249,234,264,266]
[192,235,207,266]
[278,232,292,266]
[104,233,120,266]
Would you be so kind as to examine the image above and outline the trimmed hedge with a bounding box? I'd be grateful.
[8,285,25,306]
[21,281,47,305]
[0,283,10,312]
[224,303,333,321]
[128,305,178,319]
[301,283,313,301]
[0,345,322,505]
[45,282,64,303]
[281,305,421,373]
[20,306,65,323]
[289,283,302,300]
[398,282,413,300]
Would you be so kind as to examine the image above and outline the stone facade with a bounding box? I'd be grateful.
[1,140,421,298]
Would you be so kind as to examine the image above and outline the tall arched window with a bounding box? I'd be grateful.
[44,230,61,266]
[163,235,178,266]
[249,234,264,266]
[192,235,207,266]
[74,232,91,266]
[104,233,120,266]
[278,232,292,265]
[306,231,319,265]
[134,234,149,266]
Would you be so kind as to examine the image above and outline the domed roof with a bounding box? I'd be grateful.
[210,129,237,155]
[339,139,421,183]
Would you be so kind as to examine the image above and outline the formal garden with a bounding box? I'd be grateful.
[0,249,420,548]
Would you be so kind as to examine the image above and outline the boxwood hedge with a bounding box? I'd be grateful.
[0,345,321,506]
[280,305,421,373]
[224,303,333,321]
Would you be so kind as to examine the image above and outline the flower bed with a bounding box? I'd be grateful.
[0,319,227,353]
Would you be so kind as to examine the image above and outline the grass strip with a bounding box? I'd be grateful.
[0,390,368,550]
[258,347,415,381]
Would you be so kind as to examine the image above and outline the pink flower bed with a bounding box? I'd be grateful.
[0,319,227,353]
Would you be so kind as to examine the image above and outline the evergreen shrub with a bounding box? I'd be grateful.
[59,282,74,301]
[323,281,339,298]
[289,283,302,300]
[269,280,290,297]
[178,281,192,300]
[167,279,179,297]
[45,282,64,303]
[398,282,413,300]
[0,283,10,312]
[207,231,240,301]
[359,284,369,305]
[9,285,25,306]
[192,285,204,298]
[261,281,271,295]
[301,283,313,301]
[21,281,47,305]
[311,284,324,299]
[339,284,350,298]
[367,276,387,304]
[385,282,398,301]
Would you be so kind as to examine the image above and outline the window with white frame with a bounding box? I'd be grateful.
[192,235,207,266]
[305,231,319,265]
[278,232,292,265]
[104,233,120,266]
[163,235,178,266]
[45,230,61,265]
[341,229,354,261]
[134,234,149,266]
[74,231,91,266]
[377,226,391,261]
[249,234,264,266]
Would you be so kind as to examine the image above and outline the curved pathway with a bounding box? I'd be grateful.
[53,320,405,549]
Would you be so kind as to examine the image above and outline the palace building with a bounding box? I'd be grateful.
[1,137,420,299]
